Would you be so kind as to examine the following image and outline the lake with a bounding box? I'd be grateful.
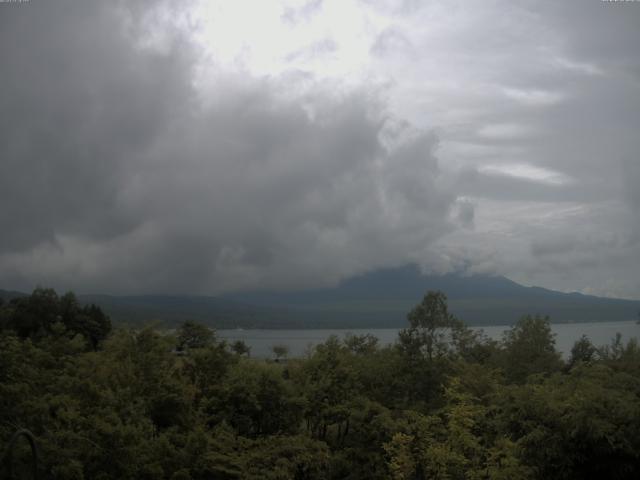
[218,321,640,358]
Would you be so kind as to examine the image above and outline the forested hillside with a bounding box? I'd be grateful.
[2,289,640,479]
[6,266,639,329]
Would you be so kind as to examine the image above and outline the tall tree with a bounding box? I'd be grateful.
[176,320,215,351]
[500,314,562,383]
[399,291,468,361]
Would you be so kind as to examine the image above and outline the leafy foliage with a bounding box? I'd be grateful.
[177,320,215,351]
[499,314,563,383]
[1,288,639,479]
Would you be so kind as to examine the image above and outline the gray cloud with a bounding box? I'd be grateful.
[454,200,475,229]
[531,237,576,258]
[370,28,413,57]
[372,0,640,298]
[1,0,639,299]
[0,0,457,294]
[285,38,337,63]
[0,0,194,251]
[281,0,323,24]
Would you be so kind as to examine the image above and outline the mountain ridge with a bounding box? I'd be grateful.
[222,265,640,327]
[2,265,639,327]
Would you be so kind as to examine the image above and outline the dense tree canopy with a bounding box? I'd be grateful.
[1,288,640,479]
[0,288,111,349]
[177,320,215,351]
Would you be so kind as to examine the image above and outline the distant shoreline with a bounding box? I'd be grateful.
[216,320,640,359]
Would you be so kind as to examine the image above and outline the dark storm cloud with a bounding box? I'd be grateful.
[0,0,456,294]
[0,0,194,252]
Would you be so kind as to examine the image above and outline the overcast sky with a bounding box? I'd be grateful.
[1,0,639,298]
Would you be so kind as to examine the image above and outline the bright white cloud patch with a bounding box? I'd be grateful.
[191,0,385,81]
[502,88,566,107]
[479,164,573,186]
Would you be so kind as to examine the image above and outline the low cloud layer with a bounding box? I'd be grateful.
[1,0,639,298]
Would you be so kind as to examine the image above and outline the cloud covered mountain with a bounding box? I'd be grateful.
[6,265,636,329]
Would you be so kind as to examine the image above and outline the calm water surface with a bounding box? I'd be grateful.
[218,321,640,358]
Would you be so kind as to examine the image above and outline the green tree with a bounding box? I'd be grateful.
[231,339,251,357]
[1,289,111,349]
[271,344,290,361]
[568,335,597,368]
[298,336,359,442]
[7,287,60,339]
[343,333,379,355]
[207,361,303,437]
[493,365,640,479]
[398,291,468,361]
[500,314,562,383]
[182,341,236,402]
[177,320,214,351]
[74,303,112,350]
[396,291,477,409]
